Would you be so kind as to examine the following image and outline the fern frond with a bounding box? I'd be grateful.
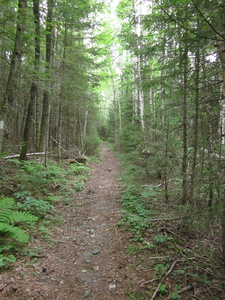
[0,211,11,223]
[0,223,29,243]
[0,210,38,224]
[0,198,15,210]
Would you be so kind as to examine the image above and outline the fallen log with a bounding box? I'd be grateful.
[4,152,45,159]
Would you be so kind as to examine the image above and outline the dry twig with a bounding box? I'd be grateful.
[165,285,193,299]
[151,259,182,300]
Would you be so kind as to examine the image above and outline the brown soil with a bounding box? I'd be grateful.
[0,144,133,300]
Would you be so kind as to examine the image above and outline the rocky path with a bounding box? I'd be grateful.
[1,144,130,300]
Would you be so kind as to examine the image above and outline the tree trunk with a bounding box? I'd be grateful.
[57,24,67,161]
[181,40,189,205]
[189,48,200,204]
[38,0,54,152]
[0,0,27,154]
[20,0,40,160]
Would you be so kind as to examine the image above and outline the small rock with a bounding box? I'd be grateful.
[83,289,92,298]
[85,260,92,263]
[92,248,100,255]
[33,263,41,268]
[108,283,116,291]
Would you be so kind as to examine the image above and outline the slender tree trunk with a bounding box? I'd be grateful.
[20,0,40,160]
[164,124,169,201]
[57,24,67,160]
[0,0,27,154]
[181,41,189,205]
[206,99,214,208]
[38,0,54,152]
[222,189,225,268]
[189,48,200,203]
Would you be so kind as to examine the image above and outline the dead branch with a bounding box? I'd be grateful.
[151,259,182,300]
[165,285,193,299]
[144,278,159,284]
[161,227,185,240]
[50,136,70,156]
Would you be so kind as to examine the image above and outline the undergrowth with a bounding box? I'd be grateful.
[118,152,224,300]
[0,158,90,270]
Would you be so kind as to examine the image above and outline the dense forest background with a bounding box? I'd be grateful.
[1,0,225,283]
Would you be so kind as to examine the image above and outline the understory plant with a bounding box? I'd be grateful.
[14,191,55,217]
[118,185,158,241]
[118,151,223,299]
[0,157,91,269]
[0,197,38,268]
[0,197,38,243]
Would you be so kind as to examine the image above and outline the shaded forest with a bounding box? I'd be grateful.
[1,0,225,298]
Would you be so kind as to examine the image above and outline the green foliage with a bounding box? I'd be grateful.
[15,198,54,218]
[84,129,101,155]
[74,181,85,192]
[153,234,174,244]
[118,185,157,240]
[0,241,17,269]
[14,191,55,217]
[0,254,16,268]
[118,123,142,153]
[0,197,38,243]
[0,150,9,158]
[67,164,90,176]
[45,195,62,202]
[169,292,182,299]
[154,263,168,277]
[158,284,168,295]
[125,291,150,300]
[13,160,67,192]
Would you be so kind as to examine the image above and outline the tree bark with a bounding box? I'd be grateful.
[19,0,40,160]
[38,0,54,152]
[189,47,200,204]
[181,38,189,205]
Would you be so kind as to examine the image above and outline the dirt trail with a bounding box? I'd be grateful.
[1,143,130,300]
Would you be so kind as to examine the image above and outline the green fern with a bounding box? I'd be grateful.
[0,210,38,224]
[0,198,38,243]
[0,223,30,243]
[0,197,15,210]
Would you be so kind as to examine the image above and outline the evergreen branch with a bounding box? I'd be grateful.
[154,0,224,42]
[191,0,225,41]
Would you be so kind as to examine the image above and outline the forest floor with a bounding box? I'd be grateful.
[0,144,141,300]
